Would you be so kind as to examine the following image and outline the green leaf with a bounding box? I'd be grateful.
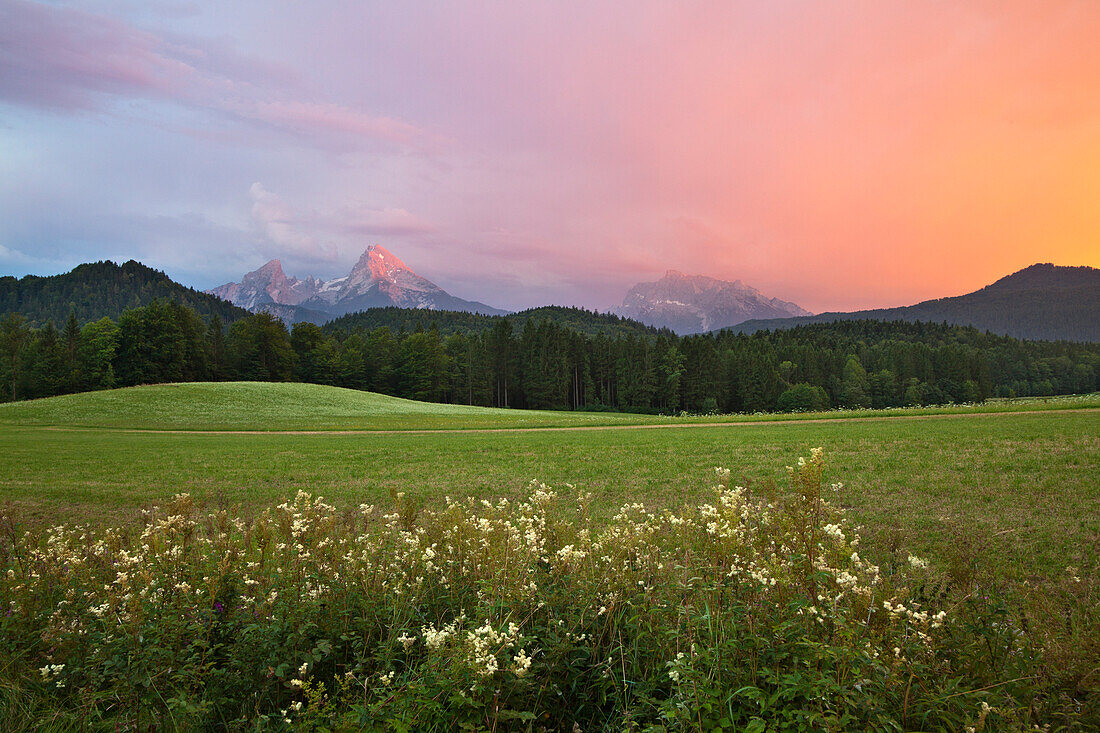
[733,685,763,701]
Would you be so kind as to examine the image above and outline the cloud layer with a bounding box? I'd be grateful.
[2,1,1099,312]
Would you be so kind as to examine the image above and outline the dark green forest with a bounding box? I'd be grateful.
[324,305,666,338]
[0,260,248,327]
[2,300,1096,412]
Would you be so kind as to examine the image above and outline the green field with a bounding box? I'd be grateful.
[1,382,1098,728]
[0,382,1097,583]
[1,381,1094,431]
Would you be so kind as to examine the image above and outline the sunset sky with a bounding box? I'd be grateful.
[1,0,1098,313]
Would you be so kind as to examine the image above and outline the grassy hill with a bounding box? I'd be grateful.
[730,263,1100,342]
[0,382,663,431]
[0,260,249,327]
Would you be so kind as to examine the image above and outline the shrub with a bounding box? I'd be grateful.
[776,383,831,412]
[0,451,1092,730]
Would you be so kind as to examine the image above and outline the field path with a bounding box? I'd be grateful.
[34,406,1100,435]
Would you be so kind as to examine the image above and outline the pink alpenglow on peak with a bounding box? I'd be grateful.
[356,245,411,281]
[334,245,442,304]
[207,245,506,324]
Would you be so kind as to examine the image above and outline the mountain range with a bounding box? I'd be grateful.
[727,263,1100,342]
[208,245,506,323]
[201,247,1100,342]
[618,270,811,334]
[2,251,1097,343]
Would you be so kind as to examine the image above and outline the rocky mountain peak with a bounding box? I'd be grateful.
[351,244,412,282]
[254,259,285,277]
[619,271,811,334]
[206,245,505,323]
[241,259,292,288]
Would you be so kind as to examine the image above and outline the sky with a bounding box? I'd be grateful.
[1,0,1098,313]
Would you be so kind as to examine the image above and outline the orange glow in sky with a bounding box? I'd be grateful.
[1,1,1098,311]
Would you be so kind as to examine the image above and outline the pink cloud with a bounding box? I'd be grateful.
[4,1,1099,313]
[232,100,424,148]
[0,0,184,108]
[248,183,336,262]
[245,183,437,268]
[338,205,435,237]
[0,0,426,150]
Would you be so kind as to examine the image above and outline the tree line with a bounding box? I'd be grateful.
[323,305,665,339]
[2,300,1097,411]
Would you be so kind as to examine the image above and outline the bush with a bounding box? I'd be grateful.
[777,382,831,412]
[0,451,1093,730]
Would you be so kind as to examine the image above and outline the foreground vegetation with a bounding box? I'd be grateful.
[1,386,1095,728]
[1,450,1095,730]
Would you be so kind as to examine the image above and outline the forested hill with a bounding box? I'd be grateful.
[0,260,248,327]
[729,263,1100,342]
[323,305,668,338]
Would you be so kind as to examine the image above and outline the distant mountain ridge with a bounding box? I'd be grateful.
[4,257,1096,343]
[618,270,811,334]
[729,263,1100,342]
[974,263,1098,292]
[209,245,506,323]
[208,259,321,309]
[323,305,667,339]
[0,260,248,327]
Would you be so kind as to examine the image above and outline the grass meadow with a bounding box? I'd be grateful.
[0,383,1097,729]
[0,387,1095,584]
[0,381,1094,431]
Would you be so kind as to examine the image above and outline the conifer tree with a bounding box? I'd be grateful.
[0,313,29,401]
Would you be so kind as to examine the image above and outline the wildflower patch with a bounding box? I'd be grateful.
[0,449,1091,730]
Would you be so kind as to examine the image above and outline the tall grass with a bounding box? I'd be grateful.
[0,450,1094,730]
